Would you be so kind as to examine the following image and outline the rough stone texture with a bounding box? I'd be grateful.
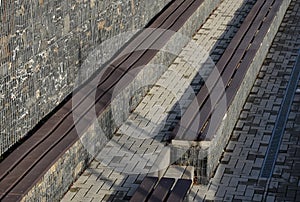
[0,0,172,157]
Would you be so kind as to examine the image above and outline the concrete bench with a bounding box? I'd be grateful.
[170,0,291,184]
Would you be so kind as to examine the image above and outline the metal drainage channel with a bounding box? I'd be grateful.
[261,49,300,178]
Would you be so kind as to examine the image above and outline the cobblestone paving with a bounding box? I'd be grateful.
[189,0,300,201]
[61,0,256,201]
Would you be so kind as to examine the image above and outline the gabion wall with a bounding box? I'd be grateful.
[0,0,171,157]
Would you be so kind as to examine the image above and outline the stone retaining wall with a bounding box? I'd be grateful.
[0,0,172,157]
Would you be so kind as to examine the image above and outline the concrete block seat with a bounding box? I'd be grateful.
[170,0,291,184]
[0,0,220,201]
